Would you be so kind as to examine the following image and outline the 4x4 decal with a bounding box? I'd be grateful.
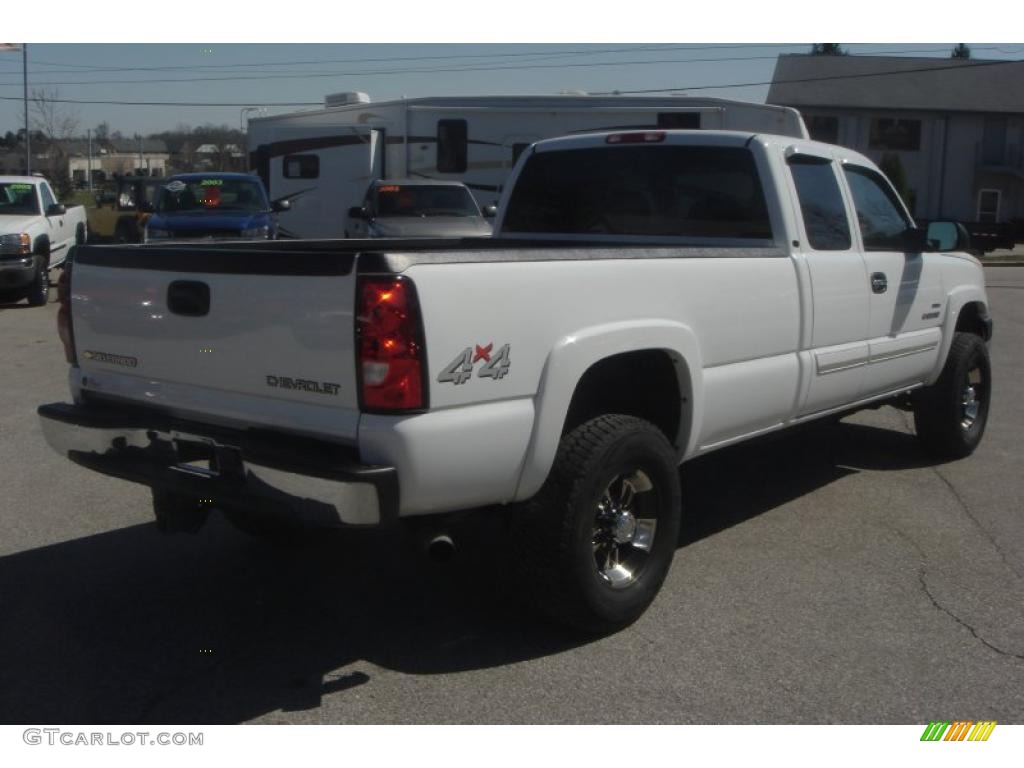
[438,343,511,385]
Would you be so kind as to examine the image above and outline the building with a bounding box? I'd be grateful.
[65,137,170,184]
[767,55,1024,225]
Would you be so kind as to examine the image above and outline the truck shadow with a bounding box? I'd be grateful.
[0,416,937,724]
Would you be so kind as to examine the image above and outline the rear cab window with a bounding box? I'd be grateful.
[501,144,773,241]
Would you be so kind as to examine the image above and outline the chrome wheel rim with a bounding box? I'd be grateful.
[592,469,658,589]
[961,365,983,430]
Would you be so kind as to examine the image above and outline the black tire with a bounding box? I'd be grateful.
[26,256,50,307]
[75,223,86,245]
[510,414,682,634]
[913,332,991,459]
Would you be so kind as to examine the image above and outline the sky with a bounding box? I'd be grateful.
[2,43,1023,138]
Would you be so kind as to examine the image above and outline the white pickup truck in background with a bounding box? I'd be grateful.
[0,176,88,306]
[39,129,992,633]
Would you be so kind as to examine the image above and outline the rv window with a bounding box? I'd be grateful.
[437,119,468,173]
[657,113,701,129]
[502,145,772,240]
[283,154,319,179]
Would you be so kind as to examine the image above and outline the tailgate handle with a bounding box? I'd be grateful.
[167,280,211,317]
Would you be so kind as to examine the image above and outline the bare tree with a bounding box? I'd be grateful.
[31,88,80,196]
[951,43,972,59]
[810,44,847,56]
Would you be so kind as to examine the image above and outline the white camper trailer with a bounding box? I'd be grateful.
[246,93,808,239]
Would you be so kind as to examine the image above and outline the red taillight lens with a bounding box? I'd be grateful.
[606,131,666,144]
[56,260,76,365]
[356,276,426,411]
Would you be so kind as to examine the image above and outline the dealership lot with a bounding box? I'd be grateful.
[0,266,1022,724]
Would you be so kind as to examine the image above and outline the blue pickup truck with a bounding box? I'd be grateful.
[143,173,289,242]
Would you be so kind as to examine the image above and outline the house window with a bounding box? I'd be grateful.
[437,119,468,173]
[868,118,921,151]
[511,143,530,166]
[657,112,701,129]
[807,116,839,144]
[283,154,319,179]
[978,189,1001,222]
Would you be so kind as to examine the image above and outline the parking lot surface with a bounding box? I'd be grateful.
[1,267,1022,724]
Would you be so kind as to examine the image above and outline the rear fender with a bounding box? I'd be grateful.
[513,319,702,501]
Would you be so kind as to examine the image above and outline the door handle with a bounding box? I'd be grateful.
[870,272,888,294]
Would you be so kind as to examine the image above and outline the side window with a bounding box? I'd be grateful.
[788,155,851,251]
[283,154,319,179]
[437,119,467,173]
[40,183,56,212]
[843,166,911,251]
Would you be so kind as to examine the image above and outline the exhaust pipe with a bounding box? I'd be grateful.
[426,533,456,563]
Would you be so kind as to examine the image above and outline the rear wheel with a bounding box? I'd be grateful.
[511,414,681,634]
[913,332,991,459]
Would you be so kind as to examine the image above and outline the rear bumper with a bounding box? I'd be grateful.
[37,401,398,527]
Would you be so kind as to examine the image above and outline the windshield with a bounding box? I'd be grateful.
[157,177,267,213]
[374,184,480,217]
[0,182,40,216]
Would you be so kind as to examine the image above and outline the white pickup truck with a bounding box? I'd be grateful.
[0,175,88,305]
[38,130,992,633]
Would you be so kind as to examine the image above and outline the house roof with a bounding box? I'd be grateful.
[767,55,1024,114]
[64,137,168,155]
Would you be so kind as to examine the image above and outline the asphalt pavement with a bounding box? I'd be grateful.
[0,267,1022,724]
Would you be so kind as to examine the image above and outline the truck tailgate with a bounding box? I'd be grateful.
[70,245,360,442]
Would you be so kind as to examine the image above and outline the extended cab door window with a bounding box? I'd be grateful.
[787,155,851,251]
[40,183,57,214]
[842,166,911,250]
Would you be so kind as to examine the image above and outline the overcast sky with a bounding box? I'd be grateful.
[1,43,1021,137]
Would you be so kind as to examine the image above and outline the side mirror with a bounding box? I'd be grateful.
[348,206,367,220]
[271,198,291,213]
[482,204,498,218]
[923,221,971,252]
[46,203,66,217]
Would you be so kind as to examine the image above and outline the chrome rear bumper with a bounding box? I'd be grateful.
[38,401,398,527]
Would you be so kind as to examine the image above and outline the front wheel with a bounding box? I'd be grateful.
[26,258,50,307]
[510,414,681,634]
[913,332,991,459]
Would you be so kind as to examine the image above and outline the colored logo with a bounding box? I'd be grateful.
[920,721,996,742]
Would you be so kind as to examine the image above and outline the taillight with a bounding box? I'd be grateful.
[57,259,76,365]
[356,276,426,412]
[606,131,666,144]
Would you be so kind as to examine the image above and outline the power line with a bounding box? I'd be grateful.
[0,44,811,74]
[0,47,1009,89]
[0,57,1018,109]
[591,57,1024,95]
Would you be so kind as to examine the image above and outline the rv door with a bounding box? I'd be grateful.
[264,126,385,239]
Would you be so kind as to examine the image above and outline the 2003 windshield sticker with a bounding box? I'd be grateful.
[438,343,511,385]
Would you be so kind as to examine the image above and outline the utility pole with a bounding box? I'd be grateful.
[23,44,29,174]
[137,133,144,176]
[87,129,93,192]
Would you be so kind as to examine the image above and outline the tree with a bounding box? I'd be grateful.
[31,88,80,197]
[94,121,110,141]
[951,43,971,59]
[810,44,847,56]
[879,153,916,215]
